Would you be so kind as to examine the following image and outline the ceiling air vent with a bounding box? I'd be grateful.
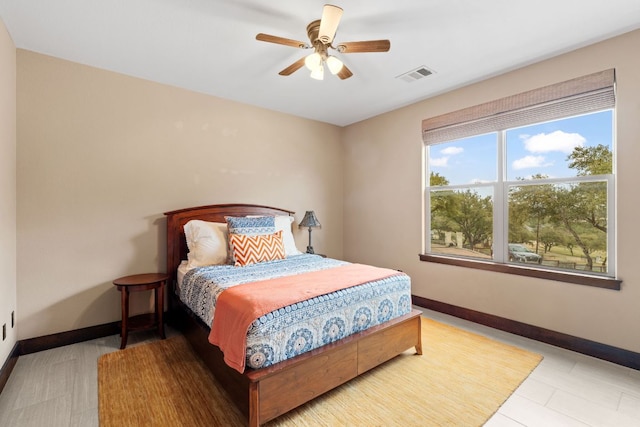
[396,66,435,83]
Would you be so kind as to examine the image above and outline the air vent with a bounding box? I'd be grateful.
[396,66,435,82]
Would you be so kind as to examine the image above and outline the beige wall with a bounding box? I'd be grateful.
[11,27,640,355]
[0,18,17,362]
[16,51,343,339]
[343,29,640,353]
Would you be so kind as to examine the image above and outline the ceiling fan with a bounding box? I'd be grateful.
[256,4,390,80]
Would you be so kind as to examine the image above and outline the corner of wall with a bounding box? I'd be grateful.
[0,16,18,364]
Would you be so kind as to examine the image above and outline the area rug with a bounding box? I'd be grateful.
[98,317,542,426]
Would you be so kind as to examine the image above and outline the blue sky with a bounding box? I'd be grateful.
[429,109,613,185]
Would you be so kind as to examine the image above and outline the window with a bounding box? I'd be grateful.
[421,70,619,289]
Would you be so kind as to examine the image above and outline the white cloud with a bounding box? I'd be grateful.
[430,157,449,167]
[431,146,462,168]
[441,146,463,155]
[521,130,585,154]
[512,155,552,170]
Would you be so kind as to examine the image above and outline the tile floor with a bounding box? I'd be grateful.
[0,308,639,426]
[421,309,640,427]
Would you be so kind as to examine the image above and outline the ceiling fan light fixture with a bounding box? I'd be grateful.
[326,55,343,74]
[310,65,324,80]
[304,52,322,71]
[256,4,390,81]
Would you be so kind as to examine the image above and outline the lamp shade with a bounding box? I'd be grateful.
[310,65,324,80]
[304,52,322,71]
[299,211,321,228]
[326,55,344,74]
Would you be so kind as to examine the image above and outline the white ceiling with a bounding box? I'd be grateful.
[1,1,639,126]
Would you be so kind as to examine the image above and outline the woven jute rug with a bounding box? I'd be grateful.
[98,317,542,426]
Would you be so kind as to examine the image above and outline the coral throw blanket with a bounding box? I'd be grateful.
[208,263,403,373]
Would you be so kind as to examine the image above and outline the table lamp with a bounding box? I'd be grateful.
[299,211,321,254]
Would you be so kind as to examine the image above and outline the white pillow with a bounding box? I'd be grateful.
[183,220,229,268]
[275,215,303,257]
[247,215,302,257]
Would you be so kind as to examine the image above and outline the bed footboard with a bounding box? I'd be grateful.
[245,310,422,426]
[172,305,422,426]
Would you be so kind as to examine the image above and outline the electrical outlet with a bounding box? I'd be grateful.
[11,311,14,328]
[2,324,5,340]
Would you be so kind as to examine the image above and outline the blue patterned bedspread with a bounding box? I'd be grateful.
[180,254,412,370]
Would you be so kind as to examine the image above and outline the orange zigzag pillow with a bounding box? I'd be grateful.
[228,230,285,267]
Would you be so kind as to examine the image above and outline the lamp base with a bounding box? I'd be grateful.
[306,246,315,254]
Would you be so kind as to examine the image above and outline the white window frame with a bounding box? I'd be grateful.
[420,70,620,290]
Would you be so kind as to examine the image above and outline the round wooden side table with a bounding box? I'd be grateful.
[113,272,168,349]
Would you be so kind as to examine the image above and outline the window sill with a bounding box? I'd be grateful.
[419,254,621,290]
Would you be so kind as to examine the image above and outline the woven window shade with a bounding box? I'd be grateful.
[422,69,615,145]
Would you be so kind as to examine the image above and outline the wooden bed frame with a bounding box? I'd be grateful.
[164,203,423,426]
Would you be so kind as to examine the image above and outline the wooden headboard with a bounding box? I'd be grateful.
[163,203,294,292]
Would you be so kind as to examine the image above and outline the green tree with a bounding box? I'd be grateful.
[548,183,607,270]
[430,193,457,238]
[429,171,449,186]
[538,226,571,253]
[568,144,612,176]
[540,145,612,270]
[508,174,553,253]
[448,190,493,250]
[429,173,457,238]
[567,144,611,233]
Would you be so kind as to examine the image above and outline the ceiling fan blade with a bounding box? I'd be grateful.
[318,4,343,44]
[278,57,306,76]
[337,40,391,53]
[337,64,353,80]
[256,33,309,49]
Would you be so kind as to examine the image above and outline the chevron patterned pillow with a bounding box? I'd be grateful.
[228,230,285,267]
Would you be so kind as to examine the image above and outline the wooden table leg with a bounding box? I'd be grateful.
[120,287,129,349]
[157,281,165,339]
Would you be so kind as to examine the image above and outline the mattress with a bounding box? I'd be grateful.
[179,254,412,370]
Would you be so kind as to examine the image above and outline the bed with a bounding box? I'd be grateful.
[164,203,422,426]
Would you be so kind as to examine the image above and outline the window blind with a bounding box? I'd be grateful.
[422,69,615,145]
